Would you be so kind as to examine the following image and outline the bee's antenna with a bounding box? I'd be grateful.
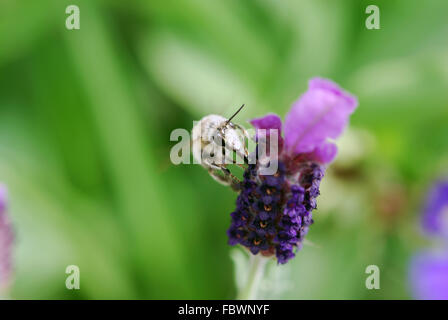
[225,104,245,126]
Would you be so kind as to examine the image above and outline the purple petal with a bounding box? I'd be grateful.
[0,184,13,291]
[0,186,6,213]
[250,113,283,153]
[250,113,282,133]
[284,77,358,155]
[311,142,338,164]
[409,251,448,300]
[421,181,448,238]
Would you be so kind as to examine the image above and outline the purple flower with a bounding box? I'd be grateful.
[227,78,358,264]
[284,77,357,162]
[0,184,13,291]
[421,181,448,238]
[409,180,448,299]
[409,251,448,300]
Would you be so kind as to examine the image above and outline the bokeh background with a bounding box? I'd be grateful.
[1,0,448,299]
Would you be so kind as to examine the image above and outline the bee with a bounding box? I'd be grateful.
[192,104,250,191]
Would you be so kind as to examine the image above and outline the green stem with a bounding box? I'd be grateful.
[236,255,267,300]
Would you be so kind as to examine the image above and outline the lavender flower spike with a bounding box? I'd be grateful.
[227,78,358,264]
[0,184,13,292]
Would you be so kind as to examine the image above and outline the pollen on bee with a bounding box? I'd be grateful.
[264,204,272,211]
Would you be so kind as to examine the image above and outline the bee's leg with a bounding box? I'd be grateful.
[204,156,242,191]
[236,125,251,164]
[221,145,247,169]
[228,158,246,169]
[207,166,241,192]
[218,165,242,192]
[207,168,232,186]
[234,150,249,166]
[222,149,246,169]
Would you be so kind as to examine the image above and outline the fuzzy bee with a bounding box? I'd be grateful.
[192,104,250,191]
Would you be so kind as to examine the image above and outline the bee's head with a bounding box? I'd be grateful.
[213,122,246,154]
[203,104,248,157]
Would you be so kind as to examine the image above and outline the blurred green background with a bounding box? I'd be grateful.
[0,0,447,299]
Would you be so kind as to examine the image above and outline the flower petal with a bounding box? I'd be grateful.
[250,113,282,132]
[409,251,448,300]
[250,113,283,155]
[421,181,448,238]
[0,185,6,213]
[312,142,338,164]
[284,77,358,154]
